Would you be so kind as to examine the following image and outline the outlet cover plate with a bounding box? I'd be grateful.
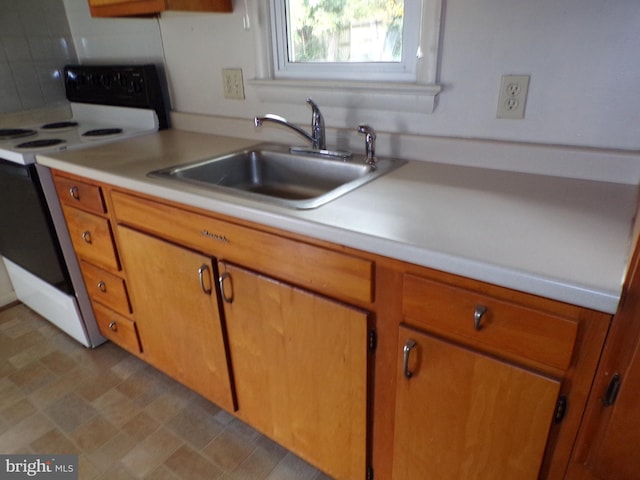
[497,74,530,119]
[222,68,245,100]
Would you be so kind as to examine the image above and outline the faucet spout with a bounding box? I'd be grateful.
[254,98,326,150]
[254,114,315,145]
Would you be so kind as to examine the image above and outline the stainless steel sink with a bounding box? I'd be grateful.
[148,143,406,209]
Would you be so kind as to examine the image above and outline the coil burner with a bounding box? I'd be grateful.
[41,121,79,131]
[82,128,123,137]
[0,129,37,141]
[16,138,66,149]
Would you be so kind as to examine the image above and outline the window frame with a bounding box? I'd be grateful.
[247,0,443,116]
[270,0,423,82]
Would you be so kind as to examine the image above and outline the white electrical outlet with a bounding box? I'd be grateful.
[222,68,245,100]
[497,75,530,119]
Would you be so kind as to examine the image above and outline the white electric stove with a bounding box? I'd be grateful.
[0,64,169,347]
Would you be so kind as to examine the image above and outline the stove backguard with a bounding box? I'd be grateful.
[64,64,170,130]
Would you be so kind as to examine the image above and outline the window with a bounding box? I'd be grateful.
[248,0,443,116]
[271,0,421,82]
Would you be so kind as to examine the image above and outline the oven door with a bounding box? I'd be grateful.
[0,158,73,294]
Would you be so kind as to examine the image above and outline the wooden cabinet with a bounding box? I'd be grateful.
[53,172,141,355]
[50,172,617,480]
[577,332,640,479]
[219,262,369,480]
[390,271,610,480]
[394,325,560,480]
[87,0,232,17]
[566,228,640,480]
[115,225,235,412]
[109,189,372,479]
[109,190,373,304]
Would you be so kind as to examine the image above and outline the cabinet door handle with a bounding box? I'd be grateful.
[403,339,417,379]
[69,186,80,199]
[603,373,621,407]
[219,271,233,303]
[97,280,107,292]
[198,264,212,295]
[82,230,92,244]
[474,305,488,331]
[108,321,118,332]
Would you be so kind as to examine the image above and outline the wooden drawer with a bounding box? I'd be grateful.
[402,274,579,370]
[64,206,120,271]
[80,261,131,315]
[110,190,373,303]
[54,174,106,215]
[93,302,141,354]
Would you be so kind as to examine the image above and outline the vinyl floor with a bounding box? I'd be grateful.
[0,303,333,480]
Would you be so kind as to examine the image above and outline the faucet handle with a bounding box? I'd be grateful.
[358,125,376,166]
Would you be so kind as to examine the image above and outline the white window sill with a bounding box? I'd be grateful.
[248,78,442,114]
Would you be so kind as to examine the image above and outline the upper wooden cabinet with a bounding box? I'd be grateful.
[88,0,232,17]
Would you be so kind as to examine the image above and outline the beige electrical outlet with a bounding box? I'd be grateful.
[222,68,245,100]
[497,75,530,119]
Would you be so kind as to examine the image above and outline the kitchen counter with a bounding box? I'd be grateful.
[37,129,640,314]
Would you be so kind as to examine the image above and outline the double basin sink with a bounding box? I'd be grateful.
[149,143,406,209]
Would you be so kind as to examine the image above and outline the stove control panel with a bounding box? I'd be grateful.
[64,65,169,130]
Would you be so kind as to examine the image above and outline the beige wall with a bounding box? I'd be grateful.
[64,0,640,152]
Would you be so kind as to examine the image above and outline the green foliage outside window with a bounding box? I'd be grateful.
[286,0,404,63]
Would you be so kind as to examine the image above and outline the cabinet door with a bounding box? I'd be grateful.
[582,335,640,479]
[393,325,561,480]
[116,226,235,412]
[219,262,368,480]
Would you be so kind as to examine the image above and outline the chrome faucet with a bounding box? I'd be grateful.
[357,124,377,167]
[254,98,326,150]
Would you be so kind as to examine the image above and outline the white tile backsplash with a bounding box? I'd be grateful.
[17,83,45,109]
[9,61,39,85]
[0,0,76,114]
[2,37,31,61]
[0,86,23,112]
[0,12,23,36]
[0,63,12,84]
[28,37,55,61]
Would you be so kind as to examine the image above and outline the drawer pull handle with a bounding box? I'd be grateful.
[108,321,118,332]
[403,339,417,379]
[82,230,92,244]
[198,264,212,295]
[69,186,80,199]
[97,281,107,292]
[219,271,234,303]
[474,305,488,331]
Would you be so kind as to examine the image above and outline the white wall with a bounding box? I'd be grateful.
[63,0,164,63]
[63,0,640,151]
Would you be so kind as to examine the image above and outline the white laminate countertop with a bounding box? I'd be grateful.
[37,129,640,314]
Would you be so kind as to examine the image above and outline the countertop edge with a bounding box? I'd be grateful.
[38,152,625,315]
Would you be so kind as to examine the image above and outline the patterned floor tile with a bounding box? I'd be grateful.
[0,304,333,479]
